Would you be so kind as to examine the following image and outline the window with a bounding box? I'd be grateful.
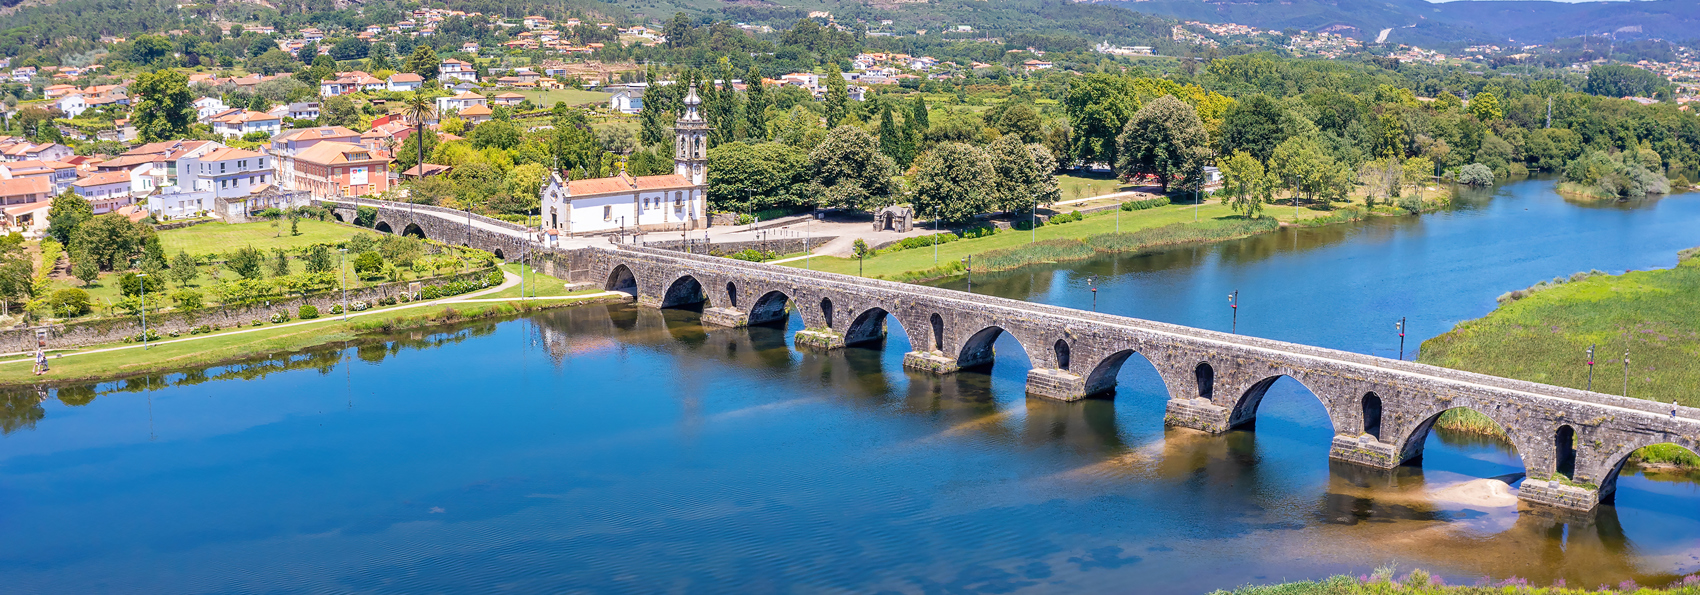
[603,205,611,220]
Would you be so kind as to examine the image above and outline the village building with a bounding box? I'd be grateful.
[288,141,393,198]
[540,86,706,235]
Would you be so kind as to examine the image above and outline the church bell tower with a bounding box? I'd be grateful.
[673,84,709,186]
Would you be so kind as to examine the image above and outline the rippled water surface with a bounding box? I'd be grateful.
[1,178,1698,594]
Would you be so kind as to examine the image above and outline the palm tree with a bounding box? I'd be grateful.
[401,90,435,178]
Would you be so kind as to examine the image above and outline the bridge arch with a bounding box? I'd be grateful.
[1362,392,1383,439]
[1555,424,1577,479]
[1394,405,1523,467]
[1599,441,1700,504]
[956,325,1034,372]
[1080,348,1172,399]
[1053,340,1071,371]
[375,221,394,234]
[402,222,427,239]
[1229,374,1337,432]
[844,307,893,347]
[748,290,791,326]
[1194,362,1215,400]
[928,313,944,352]
[661,274,709,309]
[819,298,835,329]
[605,264,637,295]
[725,282,738,308]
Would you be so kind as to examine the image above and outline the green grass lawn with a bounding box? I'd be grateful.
[790,200,1332,279]
[1057,172,1142,201]
[159,219,379,258]
[514,88,612,108]
[481,263,590,299]
[1421,251,1700,407]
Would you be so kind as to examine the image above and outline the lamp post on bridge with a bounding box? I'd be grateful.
[1623,350,1630,398]
[1395,317,1406,361]
[1088,275,1098,311]
[1585,344,1596,392]
[1228,290,1239,334]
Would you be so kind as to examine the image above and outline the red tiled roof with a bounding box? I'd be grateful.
[0,177,50,197]
[73,171,130,187]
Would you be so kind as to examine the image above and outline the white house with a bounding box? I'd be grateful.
[194,96,228,121]
[71,170,134,214]
[147,189,216,220]
[212,110,283,138]
[540,85,707,234]
[182,147,274,199]
[438,58,477,83]
[285,102,320,120]
[435,90,487,115]
[609,89,643,114]
[56,94,87,118]
[387,72,424,92]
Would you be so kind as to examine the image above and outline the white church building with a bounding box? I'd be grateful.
[540,85,708,235]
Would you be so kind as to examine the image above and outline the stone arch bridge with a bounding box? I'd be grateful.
[568,244,1700,512]
[318,198,533,260]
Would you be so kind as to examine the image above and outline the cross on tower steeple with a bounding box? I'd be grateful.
[673,83,709,186]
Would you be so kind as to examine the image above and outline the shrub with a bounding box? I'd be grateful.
[171,289,203,310]
[484,270,505,286]
[350,300,370,311]
[1457,163,1495,186]
[727,248,779,262]
[48,288,90,318]
[1050,210,1085,224]
[251,320,264,327]
[270,311,291,323]
[330,304,344,314]
[298,304,319,319]
[353,251,384,278]
[1120,196,1170,211]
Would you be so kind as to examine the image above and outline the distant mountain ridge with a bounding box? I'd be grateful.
[1103,0,1700,45]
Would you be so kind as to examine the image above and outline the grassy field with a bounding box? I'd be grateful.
[159,219,379,257]
[1422,249,1700,468]
[513,88,612,108]
[790,199,1335,279]
[481,263,590,299]
[1057,172,1143,201]
[0,294,624,387]
[1211,572,1698,593]
[1420,250,1700,406]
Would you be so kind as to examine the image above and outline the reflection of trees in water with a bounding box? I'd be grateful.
[0,389,44,434]
[8,319,505,415]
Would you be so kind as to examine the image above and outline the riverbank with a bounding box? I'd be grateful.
[785,194,1440,282]
[1213,572,1700,593]
[0,273,626,387]
[1421,247,1700,466]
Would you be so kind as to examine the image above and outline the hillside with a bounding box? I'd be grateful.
[1101,0,1700,46]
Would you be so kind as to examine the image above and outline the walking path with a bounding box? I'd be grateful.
[0,272,623,367]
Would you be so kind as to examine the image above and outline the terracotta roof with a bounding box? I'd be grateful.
[200,147,264,162]
[633,174,694,190]
[74,171,131,187]
[0,177,50,197]
[294,141,387,166]
[274,126,360,142]
[389,73,423,83]
[495,92,525,98]
[451,91,484,99]
[459,104,492,116]
[94,154,158,169]
[563,172,693,195]
[3,200,49,216]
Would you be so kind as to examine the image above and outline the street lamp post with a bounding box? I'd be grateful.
[1585,344,1596,391]
[137,272,149,350]
[1396,317,1406,361]
[1228,290,1239,334]
[962,255,972,293]
[1089,275,1097,311]
[1623,350,1631,397]
[339,248,348,321]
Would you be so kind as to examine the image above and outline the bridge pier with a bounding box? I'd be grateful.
[1026,368,1090,401]
[701,307,750,327]
[1327,435,1404,469]
[903,351,958,374]
[794,329,846,350]
[1520,477,1607,512]
[1163,398,1233,433]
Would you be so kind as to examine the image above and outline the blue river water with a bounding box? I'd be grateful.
[0,178,1696,593]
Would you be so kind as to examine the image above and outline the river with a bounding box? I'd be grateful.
[0,177,1696,593]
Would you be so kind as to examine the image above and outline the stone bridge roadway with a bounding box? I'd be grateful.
[318,197,539,260]
[580,244,1700,512]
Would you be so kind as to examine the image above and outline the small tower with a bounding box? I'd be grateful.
[673,84,709,186]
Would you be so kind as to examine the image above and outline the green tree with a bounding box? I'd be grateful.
[708,141,810,212]
[744,66,768,140]
[1217,94,1310,164]
[823,62,848,129]
[810,126,895,211]
[48,288,89,317]
[303,244,336,274]
[72,214,149,271]
[470,119,521,150]
[877,106,904,166]
[1063,74,1140,166]
[506,163,550,203]
[987,134,1057,214]
[270,248,290,277]
[70,254,98,286]
[405,44,438,80]
[994,103,1042,144]
[911,143,993,222]
[320,95,359,127]
[1269,134,1339,206]
[131,69,196,143]
[1468,91,1503,122]
[353,251,384,278]
[226,246,265,280]
[1217,151,1270,218]
[399,91,436,176]
[247,49,298,76]
[0,246,31,315]
[117,271,165,297]
[45,190,92,245]
[1401,157,1435,199]
[168,251,199,286]
[1115,95,1210,193]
